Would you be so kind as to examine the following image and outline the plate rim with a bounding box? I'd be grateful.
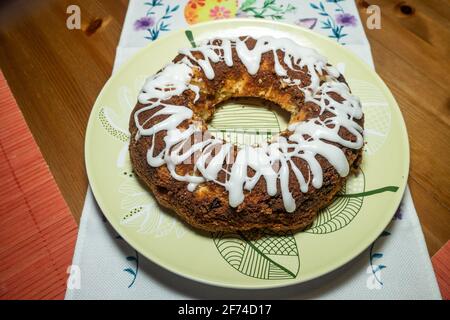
[85,18,410,289]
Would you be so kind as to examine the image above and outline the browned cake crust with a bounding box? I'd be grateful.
[129,37,364,233]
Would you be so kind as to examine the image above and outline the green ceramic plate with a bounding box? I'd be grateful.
[85,19,409,289]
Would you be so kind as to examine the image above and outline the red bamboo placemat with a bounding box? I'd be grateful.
[0,70,78,300]
[432,241,450,300]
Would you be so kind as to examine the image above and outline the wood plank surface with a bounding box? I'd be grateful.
[0,0,448,256]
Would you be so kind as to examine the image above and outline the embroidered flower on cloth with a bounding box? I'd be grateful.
[235,11,249,18]
[209,6,231,20]
[295,18,318,29]
[393,204,403,220]
[185,10,199,24]
[188,0,206,10]
[335,13,357,27]
[133,17,155,31]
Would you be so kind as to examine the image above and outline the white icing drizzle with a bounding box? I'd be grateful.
[139,57,200,104]
[134,36,363,213]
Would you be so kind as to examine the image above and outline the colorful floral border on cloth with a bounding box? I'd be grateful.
[123,0,368,46]
[66,0,441,299]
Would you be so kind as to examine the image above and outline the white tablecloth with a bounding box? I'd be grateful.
[66,0,441,300]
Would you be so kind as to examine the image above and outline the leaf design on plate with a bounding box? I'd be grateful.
[118,174,186,238]
[118,176,150,210]
[184,30,196,48]
[210,104,281,130]
[349,79,392,155]
[305,170,366,234]
[208,104,285,147]
[213,230,300,280]
[98,107,130,142]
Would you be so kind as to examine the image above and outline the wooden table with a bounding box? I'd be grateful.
[0,0,448,256]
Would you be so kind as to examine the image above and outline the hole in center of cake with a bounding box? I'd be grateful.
[208,98,290,147]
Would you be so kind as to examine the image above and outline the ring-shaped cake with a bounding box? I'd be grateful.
[129,36,364,232]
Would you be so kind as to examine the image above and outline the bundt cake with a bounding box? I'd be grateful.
[129,36,364,232]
